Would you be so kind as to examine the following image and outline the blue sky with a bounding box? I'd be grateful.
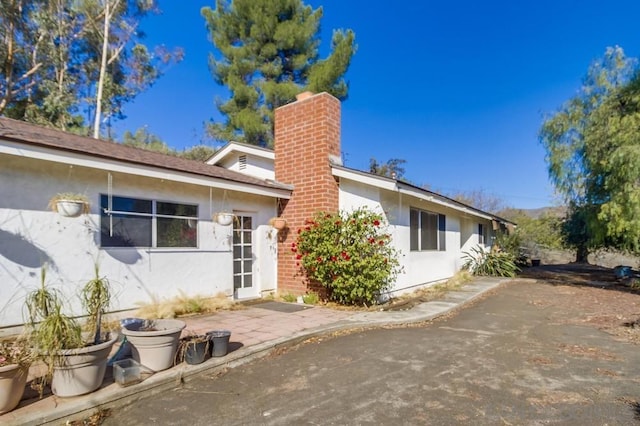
[113,0,640,210]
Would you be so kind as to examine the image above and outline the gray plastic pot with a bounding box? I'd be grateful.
[206,330,231,357]
[122,319,186,372]
[184,338,210,365]
[51,333,118,397]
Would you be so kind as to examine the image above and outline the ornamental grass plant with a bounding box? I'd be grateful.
[462,245,519,277]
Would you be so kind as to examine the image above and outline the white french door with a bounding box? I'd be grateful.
[233,213,257,299]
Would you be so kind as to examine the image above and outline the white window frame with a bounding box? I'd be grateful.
[410,207,446,252]
[100,194,198,248]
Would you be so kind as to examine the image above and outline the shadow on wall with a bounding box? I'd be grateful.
[0,228,56,268]
[90,222,143,265]
[100,247,143,264]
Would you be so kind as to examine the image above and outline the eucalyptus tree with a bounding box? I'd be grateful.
[0,0,181,137]
[78,0,182,138]
[202,0,356,147]
[0,0,43,116]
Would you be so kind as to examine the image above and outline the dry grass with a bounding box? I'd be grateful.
[134,291,243,319]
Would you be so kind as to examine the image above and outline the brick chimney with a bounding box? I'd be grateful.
[274,92,341,294]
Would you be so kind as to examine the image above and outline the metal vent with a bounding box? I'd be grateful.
[239,154,247,170]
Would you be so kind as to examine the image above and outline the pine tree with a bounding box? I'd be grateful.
[202,0,356,147]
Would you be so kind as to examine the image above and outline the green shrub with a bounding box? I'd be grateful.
[293,208,402,306]
[462,246,519,277]
[302,292,319,305]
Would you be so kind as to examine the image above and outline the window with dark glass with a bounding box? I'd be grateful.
[100,195,198,248]
[410,208,446,251]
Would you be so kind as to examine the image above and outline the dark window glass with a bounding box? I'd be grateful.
[410,209,419,251]
[101,195,151,214]
[100,213,152,247]
[421,211,438,250]
[410,207,446,251]
[100,195,197,248]
[438,214,446,251]
[157,202,197,217]
[157,217,197,247]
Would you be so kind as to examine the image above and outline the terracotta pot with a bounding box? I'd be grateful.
[0,363,28,414]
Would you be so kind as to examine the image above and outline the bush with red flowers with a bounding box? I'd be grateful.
[292,207,402,306]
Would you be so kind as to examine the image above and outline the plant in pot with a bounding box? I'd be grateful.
[121,317,186,372]
[25,265,118,398]
[213,211,235,226]
[176,334,210,366]
[268,217,287,231]
[0,336,33,414]
[48,193,91,218]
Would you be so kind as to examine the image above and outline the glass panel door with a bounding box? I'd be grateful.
[233,214,256,298]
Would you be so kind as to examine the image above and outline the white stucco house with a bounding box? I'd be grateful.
[0,91,512,328]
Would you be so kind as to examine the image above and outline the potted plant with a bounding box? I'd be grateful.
[25,265,118,397]
[121,318,186,372]
[48,193,90,218]
[213,211,235,226]
[0,337,32,414]
[268,217,287,230]
[177,334,210,365]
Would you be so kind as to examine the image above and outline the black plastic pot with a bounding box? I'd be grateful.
[206,330,231,357]
[184,338,209,365]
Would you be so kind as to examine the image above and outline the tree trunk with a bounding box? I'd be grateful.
[575,245,589,263]
[0,14,16,114]
[93,1,111,139]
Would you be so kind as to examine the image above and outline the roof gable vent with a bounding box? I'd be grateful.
[239,154,247,170]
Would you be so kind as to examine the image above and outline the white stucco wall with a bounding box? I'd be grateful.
[0,154,277,327]
[338,178,493,296]
[219,153,275,180]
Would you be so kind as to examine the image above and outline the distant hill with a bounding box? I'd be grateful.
[499,206,567,220]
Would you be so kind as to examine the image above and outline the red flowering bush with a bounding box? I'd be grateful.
[292,208,402,306]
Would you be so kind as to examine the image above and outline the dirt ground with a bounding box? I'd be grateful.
[519,263,640,345]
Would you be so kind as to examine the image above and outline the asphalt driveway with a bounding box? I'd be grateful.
[104,280,640,425]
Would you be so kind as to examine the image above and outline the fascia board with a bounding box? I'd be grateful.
[331,167,397,191]
[206,142,275,166]
[331,166,495,221]
[398,185,494,220]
